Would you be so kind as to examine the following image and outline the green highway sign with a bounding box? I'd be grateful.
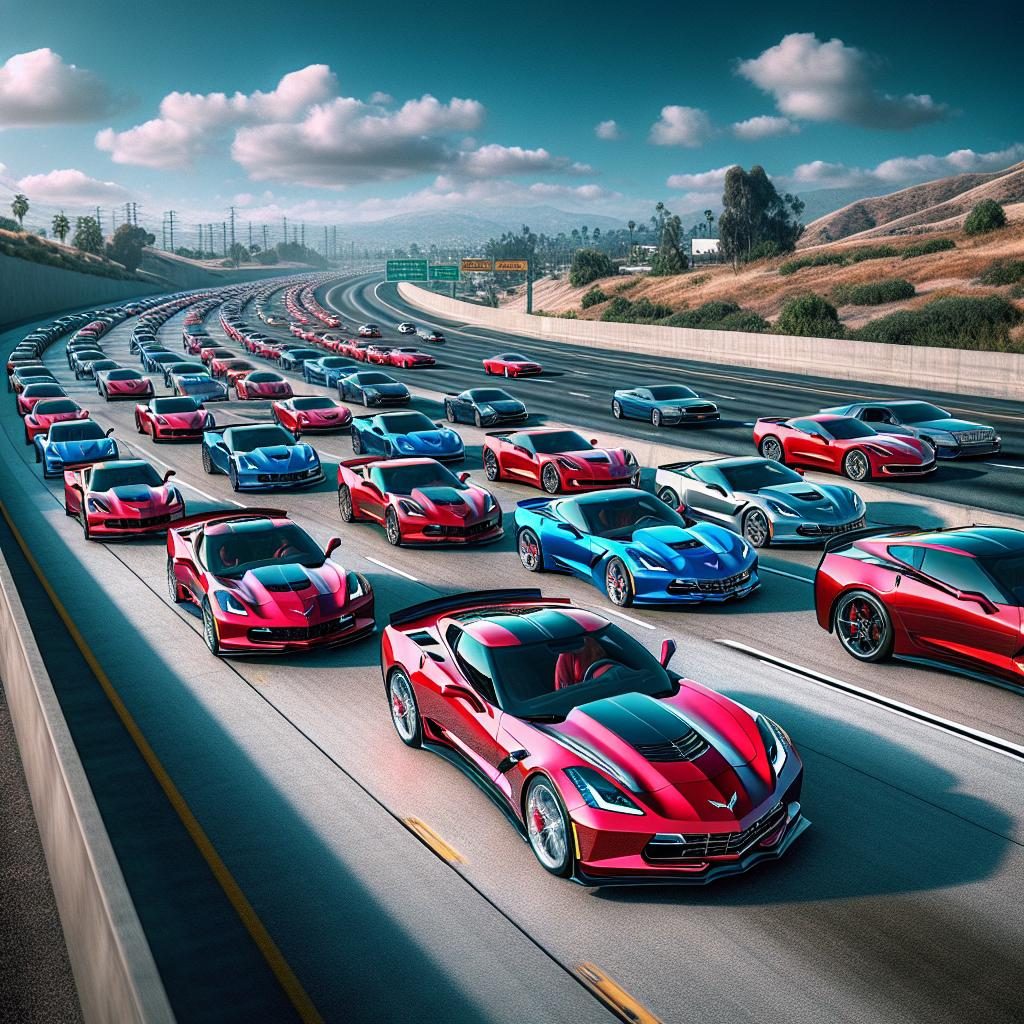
[386,259,429,282]
[428,263,460,281]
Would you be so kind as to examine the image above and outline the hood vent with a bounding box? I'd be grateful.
[667,538,702,551]
[634,729,709,762]
[790,489,823,501]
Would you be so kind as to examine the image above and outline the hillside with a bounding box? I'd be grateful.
[801,161,1024,246]
[0,227,146,282]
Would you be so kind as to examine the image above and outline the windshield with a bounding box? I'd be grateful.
[90,464,162,490]
[485,623,673,719]
[893,402,948,422]
[501,353,529,361]
[378,462,463,493]
[720,460,804,491]
[108,370,142,380]
[321,358,348,367]
[577,493,683,539]
[228,425,295,451]
[247,372,281,383]
[292,397,336,410]
[206,522,324,578]
[358,372,394,384]
[36,400,80,415]
[50,421,105,441]
[152,397,200,413]
[150,353,178,363]
[24,385,64,397]
[980,555,1024,605]
[380,412,435,433]
[648,385,697,400]
[93,361,119,370]
[179,377,218,392]
[824,418,877,440]
[471,389,513,402]
[527,430,591,454]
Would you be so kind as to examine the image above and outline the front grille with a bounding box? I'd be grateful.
[953,429,995,445]
[796,516,865,537]
[681,405,717,416]
[492,410,527,423]
[668,569,753,595]
[634,729,709,762]
[437,519,499,538]
[160,427,203,436]
[644,802,787,862]
[884,462,933,474]
[262,580,312,593]
[248,614,353,643]
[105,513,174,529]
[256,468,319,482]
[372,394,409,405]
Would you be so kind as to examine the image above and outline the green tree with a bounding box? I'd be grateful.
[105,224,155,272]
[52,211,70,243]
[72,216,104,255]
[10,193,29,229]
[718,165,804,267]
[627,219,635,255]
[569,248,615,286]
[650,212,688,276]
[964,199,1007,235]
[776,294,844,338]
[704,209,715,237]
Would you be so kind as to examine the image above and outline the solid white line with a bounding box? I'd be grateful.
[985,463,1023,470]
[599,606,656,630]
[704,392,738,401]
[714,638,1024,760]
[138,449,244,507]
[364,556,419,581]
[568,391,591,398]
[760,565,813,585]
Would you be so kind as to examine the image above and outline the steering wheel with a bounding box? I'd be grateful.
[634,515,662,529]
[274,542,301,559]
[582,658,620,682]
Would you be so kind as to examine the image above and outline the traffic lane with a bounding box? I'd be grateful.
[331,277,1024,516]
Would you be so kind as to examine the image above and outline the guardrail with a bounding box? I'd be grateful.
[397,283,1024,401]
[0,541,173,1024]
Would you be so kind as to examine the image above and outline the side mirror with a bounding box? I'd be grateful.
[162,469,176,482]
[458,471,471,483]
[558,522,581,537]
[590,438,599,446]
[956,589,997,615]
[496,749,530,774]
[71,483,84,495]
[293,429,302,441]
[707,483,727,497]
[794,468,805,476]
[105,427,116,437]
[435,421,445,428]
[325,537,342,558]
[659,638,677,669]
[373,426,383,434]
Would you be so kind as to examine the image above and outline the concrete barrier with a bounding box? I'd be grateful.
[398,283,1024,401]
[0,546,173,1023]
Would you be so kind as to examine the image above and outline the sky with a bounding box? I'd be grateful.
[0,0,1021,243]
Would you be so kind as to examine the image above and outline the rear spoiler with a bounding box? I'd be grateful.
[169,507,290,532]
[516,496,556,511]
[338,455,386,469]
[657,459,706,472]
[389,588,553,627]
[821,523,923,556]
[484,430,513,439]
[755,416,788,424]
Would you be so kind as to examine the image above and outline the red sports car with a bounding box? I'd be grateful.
[388,347,436,369]
[97,368,154,400]
[135,396,214,442]
[65,459,185,539]
[337,457,503,546]
[224,364,257,388]
[752,414,935,481]
[365,345,395,365]
[200,345,234,366]
[211,356,255,379]
[482,428,640,494]
[272,396,353,434]
[16,382,66,416]
[815,525,1024,685]
[166,510,375,656]
[235,371,294,401]
[24,399,89,444]
[318,333,346,352]
[483,352,542,378]
[383,589,807,883]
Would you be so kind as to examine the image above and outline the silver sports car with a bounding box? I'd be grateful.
[654,456,866,547]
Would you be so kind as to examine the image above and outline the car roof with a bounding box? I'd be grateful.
[804,414,848,423]
[92,459,148,471]
[891,526,1024,557]
[206,517,287,536]
[454,605,607,648]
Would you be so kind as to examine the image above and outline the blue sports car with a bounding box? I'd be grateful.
[304,356,355,387]
[35,420,119,479]
[172,372,229,402]
[338,371,410,407]
[611,385,720,427]
[201,422,325,492]
[514,488,759,607]
[350,410,464,462]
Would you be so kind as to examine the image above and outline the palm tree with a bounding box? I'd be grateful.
[627,219,635,254]
[705,209,715,238]
[11,193,29,230]
[52,211,70,243]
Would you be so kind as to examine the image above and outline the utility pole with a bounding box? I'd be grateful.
[248,221,253,250]
[221,221,227,257]
[132,202,138,226]
[229,206,236,251]
[168,210,176,252]
[162,216,167,251]
[282,216,288,246]
[262,224,268,251]
[324,225,328,257]
[300,223,305,247]
[95,207,103,237]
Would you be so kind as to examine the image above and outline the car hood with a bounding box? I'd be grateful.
[625,524,752,576]
[50,438,116,459]
[301,408,350,425]
[99,484,176,511]
[479,399,524,413]
[654,397,716,410]
[236,444,317,471]
[408,485,491,520]
[904,416,986,433]
[749,481,860,517]
[542,689,776,821]
[229,562,349,619]
[178,376,223,394]
[362,382,408,395]
[159,411,208,429]
[839,433,927,457]
[394,429,463,453]
[555,447,629,468]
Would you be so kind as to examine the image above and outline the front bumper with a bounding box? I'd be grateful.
[562,472,636,491]
[934,438,1001,459]
[216,603,376,653]
[405,517,504,545]
[771,515,866,545]
[85,507,186,536]
[632,567,760,605]
[235,466,326,491]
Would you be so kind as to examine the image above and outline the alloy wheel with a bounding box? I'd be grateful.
[844,450,870,481]
[743,509,771,547]
[518,529,542,571]
[612,400,622,419]
[526,779,570,874]
[652,409,662,427]
[483,449,500,481]
[388,670,421,746]
[835,592,892,661]
[385,508,402,546]
[338,486,354,522]
[541,464,561,494]
[657,486,680,507]
[605,558,633,606]
[202,601,220,655]
[761,437,784,463]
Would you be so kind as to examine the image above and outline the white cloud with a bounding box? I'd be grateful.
[649,106,713,147]
[731,115,798,140]
[15,168,131,206]
[0,48,116,128]
[666,165,733,190]
[595,119,621,140]
[737,33,948,129]
[369,91,394,106]
[457,144,590,177]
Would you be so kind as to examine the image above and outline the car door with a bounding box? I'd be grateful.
[501,436,536,480]
[540,503,593,579]
[455,392,476,423]
[682,466,745,525]
[355,467,388,523]
[786,419,834,468]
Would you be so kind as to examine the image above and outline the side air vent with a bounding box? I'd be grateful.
[634,729,709,762]
[667,539,702,551]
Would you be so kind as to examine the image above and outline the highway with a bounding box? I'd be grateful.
[1,279,1022,1024]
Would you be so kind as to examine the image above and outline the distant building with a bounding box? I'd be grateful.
[690,237,720,256]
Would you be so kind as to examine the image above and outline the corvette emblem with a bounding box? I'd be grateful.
[704,558,720,569]
[709,791,738,811]
[295,600,317,619]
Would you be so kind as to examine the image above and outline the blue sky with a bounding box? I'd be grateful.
[1,0,1021,238]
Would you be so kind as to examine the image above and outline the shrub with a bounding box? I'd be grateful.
[779,252,846,275]
[747,240,786,261]
[964,199,1007,235]
[1011,283,1024,299]
[659,301,768,333]
[569,247,615,286]
[776,293,844,338]
[558,310,578,318]
[599,295,673,322]
[615,278,641,293]
[716,310,771,333]
[0,216,20,231]
[901,238,955,259]
[580,286,608,308]
[254,249,279,265]
[978,260,1024,286]
[848,245,898,262]
[832,278,916,305]
[852,295,1023,351]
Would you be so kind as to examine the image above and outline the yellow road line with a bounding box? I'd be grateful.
[575,963,662,1024]
[402,816,467,865]
[0,499,323,1024]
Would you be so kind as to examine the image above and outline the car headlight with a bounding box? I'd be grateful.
[756,715,789,776]
[238,455,258,470]
[565,766,644,815]
[478,404,495,416]
[623,449,638,465]
[395,437,415,452]
[556,456,580,470]
[925,431,955,445]
[214,590,249,616]
[86,496,110,513]
[167,488,183,506]
[484,493,497,513]
[632,551,667,572]
[853,494,866,513]
[398,498,425,516]
[765,499,798,517]
[363,387,378,396]
[346,571,369,600]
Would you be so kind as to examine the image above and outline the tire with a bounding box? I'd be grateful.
[611,399,623,419]
[81,513,92,541]
[503,367,510,378]
[658,486,680,507]
[201,446,216,474]
[541,463,561,494]
[135,414,144,434]
[834,590,893,663]
[166,559,185,603]
[843,449,871,482]
[352,430,363,455]
[524,776,573,877]
[605,557,635,607]
[387,668,422,748]
[444,401,456,423]
[760,436,784,463]
[742,508,771,548]
[483,448,500,481]
[385,507,402,546]
[473,410,483,428]
[362,392,370,407]
[201,600,221,656]
[228,464,240,492]
[651,408,663,428]
[338,485,355,522]
[517,528,544,572]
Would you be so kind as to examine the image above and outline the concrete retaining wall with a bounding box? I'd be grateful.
[0,548,173,1023]
[0,253,162,330]
[398,283,1024,400]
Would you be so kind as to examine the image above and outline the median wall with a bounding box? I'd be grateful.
[398,283,1024,400]
[0,253,162,330]
[0,547,173,1024]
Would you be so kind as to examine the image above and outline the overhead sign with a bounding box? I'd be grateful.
[460,258,493,273]
[428,263,460,281]
[386,259,429,282]
[494,259,529,272]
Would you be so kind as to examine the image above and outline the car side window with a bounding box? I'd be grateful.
[448,630,498,705]
[512,434,535,453]
[369,467,387,491]
[792,418,826,437]
[636,390,651,400]
[919,550,1001,602]
[559,501,589,533]
[888,544,924,569]
[862,407,893,424]
[690,465,721,486]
